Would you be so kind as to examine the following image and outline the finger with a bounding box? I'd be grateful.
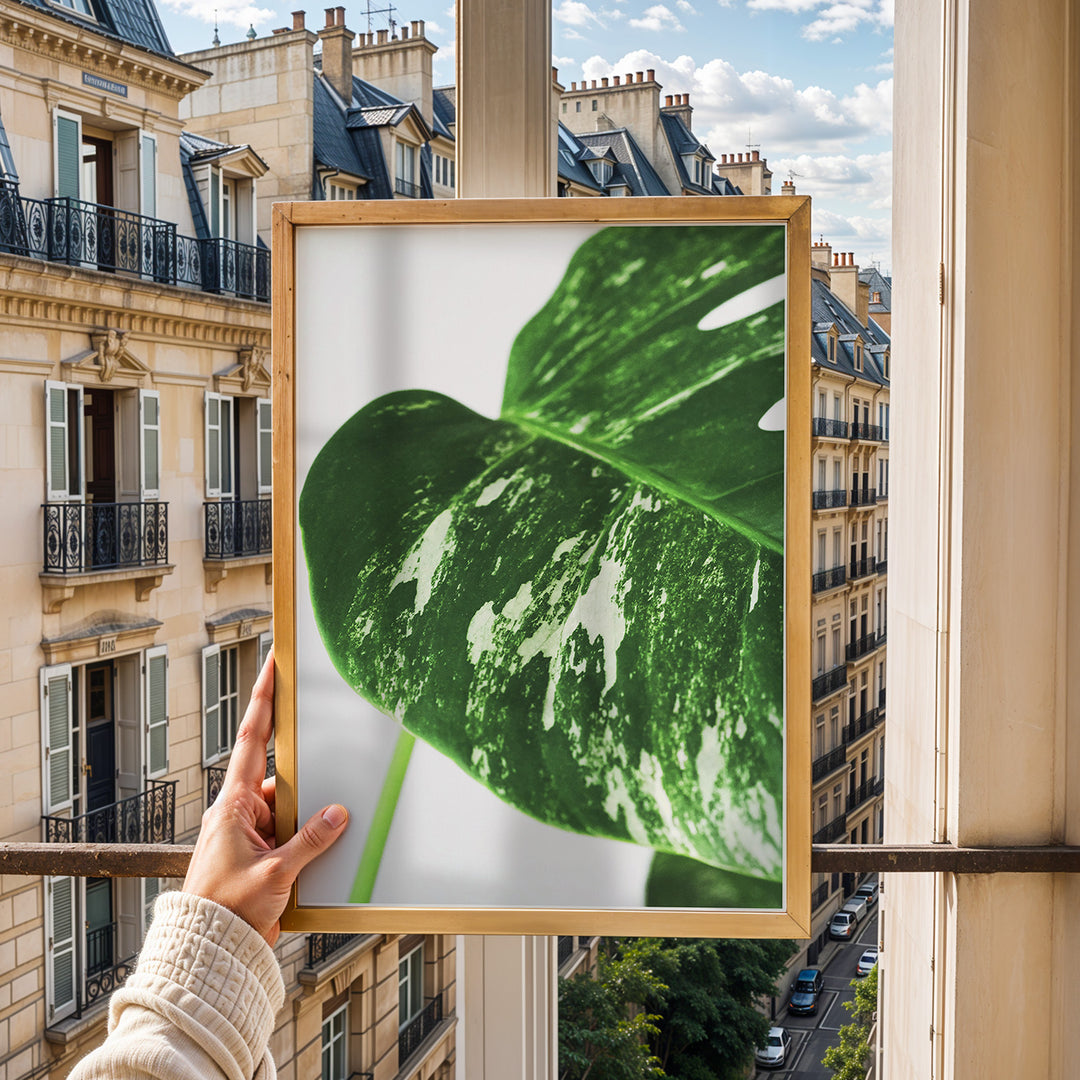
[261,775,276,811]
[226,649,275,790]
[274,804,349,879]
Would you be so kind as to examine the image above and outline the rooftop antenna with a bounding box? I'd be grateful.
[362,0,399,35]
[212,9,220,45]
[745,126,760,155]
[788,170,803,183]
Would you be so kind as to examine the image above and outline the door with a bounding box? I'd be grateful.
[115,653,142,803]
[85,390,115,504]
[82,135,115,269]
[84,663,115,816]
[85,877,114,977]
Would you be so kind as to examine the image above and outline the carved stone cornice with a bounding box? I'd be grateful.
[0,5,209,100]
[214,345,271,395]
[64,327,150,385]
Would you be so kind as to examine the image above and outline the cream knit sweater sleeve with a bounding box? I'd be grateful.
[68,892,286,1080]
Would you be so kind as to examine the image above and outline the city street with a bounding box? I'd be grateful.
[755,910,879,1079]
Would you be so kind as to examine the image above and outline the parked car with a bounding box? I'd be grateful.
[856,947,879,976]
[854,880,879,906]
[754,1026,792,1069]
[788,967,824,1015]
[842,895,868,924]
[830,910,856,940]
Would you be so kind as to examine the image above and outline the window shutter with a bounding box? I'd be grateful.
[209,167,221,237]
[144,645,168,779]
[40,664,73,816]
[219,395,233,498]
[201,644,221,767]
[257,398,272,494]
[142,877,161,933]
[53,112,80,200]
[45,876,77,1022]
[139,390,161,499]
[140,133,157,219]
[45,382,70,502]
[258,630,273,671]
[205,392,221,498]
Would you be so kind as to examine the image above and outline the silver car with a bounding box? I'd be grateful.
[856,947,879,976]
[754,1026,792,1069]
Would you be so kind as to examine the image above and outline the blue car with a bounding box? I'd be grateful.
[788,968,823,1015]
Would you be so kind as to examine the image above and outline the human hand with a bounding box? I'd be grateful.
[183,648,348,945]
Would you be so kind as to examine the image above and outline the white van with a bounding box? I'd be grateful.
[842,896,868,924]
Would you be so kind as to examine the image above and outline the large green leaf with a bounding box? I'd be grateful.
[301,224,787,890]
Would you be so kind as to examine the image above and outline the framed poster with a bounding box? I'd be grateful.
[273,197,811,937]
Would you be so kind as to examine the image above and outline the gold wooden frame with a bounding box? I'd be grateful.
[274,197,811,937]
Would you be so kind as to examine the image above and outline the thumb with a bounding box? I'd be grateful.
[277,804,349,878]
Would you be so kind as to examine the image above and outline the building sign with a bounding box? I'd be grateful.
[275,198,812,938]
[98,636,117,655]
[82,72,128,97]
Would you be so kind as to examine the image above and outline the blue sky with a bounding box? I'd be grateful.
[161,0,893,272]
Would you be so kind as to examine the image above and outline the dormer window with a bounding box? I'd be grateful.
[50,0,96,19]
[854,342,863,371]
[588,160,612,185]
[828,335,837,363]
[872,291,882,304]
[327,180,357,200]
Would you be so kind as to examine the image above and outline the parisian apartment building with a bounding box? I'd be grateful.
[0,0,885,1076]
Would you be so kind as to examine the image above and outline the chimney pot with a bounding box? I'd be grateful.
[613,75,620,86]
[834,254,839,266]
[415,19,424,35]
[401,25,409,38]
[646,68,655,81]
[665,94,673,106]
[377,28,387,42]
[324,7,334,27]
[601,77,608,87]
[411,19,419,34]
[625,72,633,83]
[739,153,744,162]
[752,150,760,161]
[291,9,305,28]
[335,6,344,25]
[636,71,643,82]
[571,81,577,90]
[591,79,597,88]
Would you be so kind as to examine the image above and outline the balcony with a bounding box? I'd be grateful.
[877,558,888,575]
[558,935,574,966]
[76,922,136,1019]
[207,750,274,809]
[812,417,849,439]
[846,776,884,814]
[846,631,881,662]
[0,186,269,302]
[812,489,847,510]
[812,664,847,702]
[399,993,444,1067]
[204,500,272,559]
[850,423,883,441]
[812,744,847,783]
[879,687,887,714]
[812,565,846,593]
[849,556,877,581]
[395,177,422,198]
[843,707,882,745]
[850,487,878,507]
[43,501,168,574]
[813,813,847,845]
[811,881,832,910]
[43,780,176,844]
[307,932,358,967]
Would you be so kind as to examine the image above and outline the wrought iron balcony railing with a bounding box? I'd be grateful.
[812,489,847,510]
[399,993,443,1066]
[813,814,847,845]
[849,556,877,580]
[42,501,168,573]
[811,881,832,910]
[307,932,357,967]
[876,558,888,575]
[395,177,422,198]
[812,565,846,593]
[78,921,136,1019]
[558,935,574,966]
[812,417,849,438]
[812,664,847,702]
[0,186,269,302]
[43,780,176,844]
[850,423,883,441]
[812,744,848,783]
[208,750,274,808]
[850,487,878,507]
[879,687,887,712]
[846,776,884,814]
[204,499,272,559]
[843,707,881,745]
[846,631,880,662]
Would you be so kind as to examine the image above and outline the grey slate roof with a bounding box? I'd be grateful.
[346,104,413,128]
[14,0,172,57]
[659,111,715,195]
[810,277,890,386]
[859,265,893,312]
[433,87,456,137]
[572,127,670,196]
[312,74,373,184]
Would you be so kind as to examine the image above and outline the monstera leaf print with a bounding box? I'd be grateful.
[300,224,787,905]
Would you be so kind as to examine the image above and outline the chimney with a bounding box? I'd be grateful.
[635,71,643,82]
[318,7,354,101]
[646,68,655,81]
[613,75,620,85]
[830,252,868,324]
[352,14,437,128]
[781,179,796,195]
[292,9,305,29]
[661,91,693,131]
[811,239,832,271]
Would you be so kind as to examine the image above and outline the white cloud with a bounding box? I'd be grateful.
[675,0,698,12]
[811,206,891,253]
[425,20,446,35]
[162,0,273,31]
[563,27,586,39]
[745,0,892,40]
[553,54,578,67]
[554,0,604,27]
[444,3,455,17]
[746,0,822,12]
[629,5,685,31]
[773,150,891,208]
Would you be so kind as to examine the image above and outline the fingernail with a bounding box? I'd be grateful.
[322,804,347,829]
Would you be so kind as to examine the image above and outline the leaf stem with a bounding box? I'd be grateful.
[350,728,416,903]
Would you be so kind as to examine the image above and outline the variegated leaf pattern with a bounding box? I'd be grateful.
[300,224,787,888]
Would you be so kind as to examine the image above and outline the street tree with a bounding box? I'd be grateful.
[822,965,878,1080]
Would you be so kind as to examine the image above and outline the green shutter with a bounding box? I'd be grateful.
[46,383,69,500]
[47,876,77,1021]
[257,398,272,494]
[55,115,80,200]
[202,644,221,766]
[145,645,168,778]
[210,168,220,237]
[140,134,156,218]
[205,393,221,497]
[140,390,160,498]
[41,664,73,815]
